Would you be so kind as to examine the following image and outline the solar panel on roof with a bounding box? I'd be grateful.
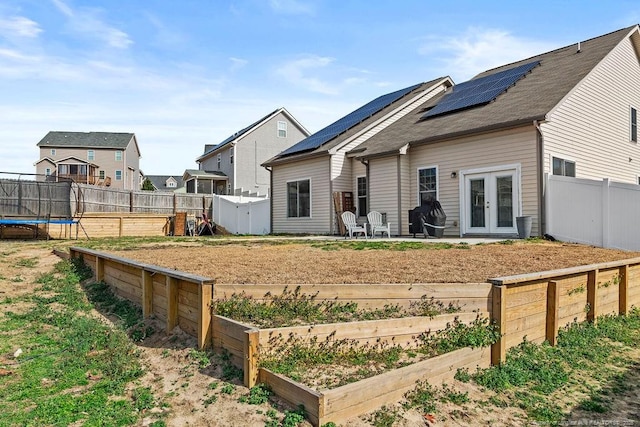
[279,83,423,156]
[421,61,540,119]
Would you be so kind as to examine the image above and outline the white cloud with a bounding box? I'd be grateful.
[229,57,248,72]
[268,0,315,15]
[419,27,556,81]
[276,55,339,95]
[51,0,133,49]
[0,16,42,38]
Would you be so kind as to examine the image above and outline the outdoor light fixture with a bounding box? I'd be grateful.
[451,171,457,178]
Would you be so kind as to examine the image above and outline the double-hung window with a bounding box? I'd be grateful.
[87,150,95,161]
[277,121,287,138]
[287,179,310,218]
[115,170,122,181]
[115,151,123,161]
[418,167,438,205]
[357,176,367,216]
[552,157,576,177]
[230,147,234,164]
[217,153,221,170]
[99,170,105,180]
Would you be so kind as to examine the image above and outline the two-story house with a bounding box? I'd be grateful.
[35,131,142,190]
[143,175,185,192]
[186,108,309,196]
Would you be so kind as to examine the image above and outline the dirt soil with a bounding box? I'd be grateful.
[2,239,639,427]
[108,239,640,284]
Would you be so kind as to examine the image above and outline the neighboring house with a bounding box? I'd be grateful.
[190,108,309,196]
[263,78,454,235]
[144,175,185,192]
[266,25,640,238]
[35,131,142,190]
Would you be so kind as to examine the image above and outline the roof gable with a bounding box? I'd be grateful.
[197,107,310,162]
[353,25,638,158]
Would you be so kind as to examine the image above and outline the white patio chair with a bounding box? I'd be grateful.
[367,211,391,238]
[341,211,367,239]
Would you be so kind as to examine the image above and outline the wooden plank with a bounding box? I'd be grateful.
[587,270,598,323]
[244,330,259,388]
[620,265,629,315]
[504,280,548,296]
[199,282,213,350]
[177,303,199,323]
[178,317,197,337]
[504,298,547,323]
[504,311,546,336]
[142,270,153,318]
[322,347,489,424]
[179,280,199,296]
[489,258,640,285]
[546,281,559,346]
[257,313,481,350]
[258,369,323,426]
[213,283,493,300]
[96,256,105,282]
[505,286,547,310]
[491,285,506,365]
[504,328,546,349]
[167,276,179,333]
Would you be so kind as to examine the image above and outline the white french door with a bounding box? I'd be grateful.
[463,168,519,235]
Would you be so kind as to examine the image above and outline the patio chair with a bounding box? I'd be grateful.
[367,211,391,238]
[341,211,367,239]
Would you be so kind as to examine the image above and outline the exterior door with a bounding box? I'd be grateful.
[463,169,518,235]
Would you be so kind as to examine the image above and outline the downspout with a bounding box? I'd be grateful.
[329,161,334,235]
[397,154,402,236]
[264,165,273,234]
[534,120,545,236]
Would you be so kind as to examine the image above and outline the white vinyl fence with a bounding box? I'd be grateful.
[213,195,270,235]
[546,174,640,251]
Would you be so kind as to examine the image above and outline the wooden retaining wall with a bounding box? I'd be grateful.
[490,257,640,364]
[69,247,214,349]
[214,283,492,313]
[66,246,640,426]
[259,346,491,426]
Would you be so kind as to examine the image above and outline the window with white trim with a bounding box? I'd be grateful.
[230,147,234,164]
[631,107,637,142]
[45,168,51,176]
[168,181,176,188]
[217,153,221,170]
[115,170,122,181]
[87,150,95,161]
[418,167,438,205]
[277,121,287,138]
[287,179,310,217]
[552,157,576,177]
[51,149,56,156]
[357,176,367,216]
[115,151,123,161]
[99,170,105,180]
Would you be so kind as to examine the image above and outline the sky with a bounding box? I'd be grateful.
[1,1,639,177]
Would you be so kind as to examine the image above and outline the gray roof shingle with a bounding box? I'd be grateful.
[353,25,637,158]
[37,131,135,149]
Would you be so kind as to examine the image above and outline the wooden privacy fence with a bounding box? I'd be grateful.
[74,184,213,216]
[489,257,640,364]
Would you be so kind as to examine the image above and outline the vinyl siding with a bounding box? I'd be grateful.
[369,157,400,235]
[542,36,640,182]
[271,156,331,234]
[407,126,539,236]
